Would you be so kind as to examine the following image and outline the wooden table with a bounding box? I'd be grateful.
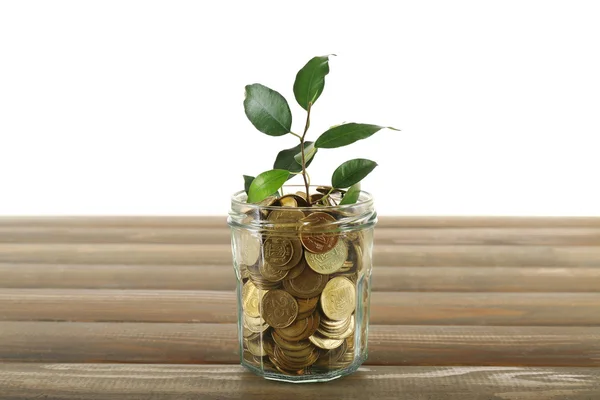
[0,216,599,399]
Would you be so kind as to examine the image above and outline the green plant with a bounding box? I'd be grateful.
[243,55,398,205]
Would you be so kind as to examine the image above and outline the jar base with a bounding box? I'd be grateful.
[242,353,367,383]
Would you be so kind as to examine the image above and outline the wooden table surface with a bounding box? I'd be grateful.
[0,216,599,399]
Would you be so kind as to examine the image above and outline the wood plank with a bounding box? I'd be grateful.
[2,216,599,228]
[375,245,600,267]
[3,264,599,292]
[2,289,599,326]
[0,243,228,265]
[1,322,599,367]
[0,216,229,229]
[1,243,600,266]
[1,365,599,400]
[374,266,600,292]
[0,263,235,290]
[1,226,600,246]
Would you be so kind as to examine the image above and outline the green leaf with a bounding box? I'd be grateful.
[339,182,361,205]
[315,123,400,149]
[273,141,316,179]
[331,158,378,189]
[247,169,290,203]
[243,175,255,195]
[243,84,292,136]
[293,55,334,110]
[294,142,317,165]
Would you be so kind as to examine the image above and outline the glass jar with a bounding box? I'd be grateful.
[228,186,377,383]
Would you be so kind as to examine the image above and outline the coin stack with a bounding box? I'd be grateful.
[236,193,368,376]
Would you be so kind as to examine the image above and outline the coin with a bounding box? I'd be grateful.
[263,237,294,267]
[274,346,319,368]
[283,266,328,299]
[259,259,289,282]
[238,229,261,266]
[305,239,348,275]
[282,238,303,271]
[278,194,309,208]
[296,296,319,315]
[255,196,281,218]
[267,209,305,231]
[309,331,344,350]
[261,290,298,329]
[318,315,355,340]
[277,195,298,208]
[299,212,339,254]
[320,276,356,321]
[242,281,267,318]
[275,316,310,341]
[245,337,268,357]
[285,257,306,280]
[243,314,269,333]
[272,331,313,351]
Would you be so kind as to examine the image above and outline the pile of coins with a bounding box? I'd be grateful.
[235,193,368,376]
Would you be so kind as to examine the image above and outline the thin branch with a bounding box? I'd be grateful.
[299,103,312,204]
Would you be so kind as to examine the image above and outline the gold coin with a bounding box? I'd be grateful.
[309,331,344,350]
[259,259,289,282]
[296,296,319,315]
[256,196,281,218]
[299,212,339,254]
[261,289,298,329]
[238,230,261,266]
[278,194,309,208]
[242,281,267,318]
[275,316,310,341]
[320,276,356,321]
[274,346,318,368]
[271,331,313,352]
[282,266,328,299]
[305,239,348,275]
[243,314,269,333]
[263,237,294,267]
[285,257,306,280]
[245,337,268,357]
[267,209,305,230]
[279,238,303,271]
[318,315,355,340]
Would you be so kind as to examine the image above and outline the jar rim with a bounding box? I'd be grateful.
[230,185,374,213]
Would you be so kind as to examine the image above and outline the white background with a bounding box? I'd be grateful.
[1,1,599,216]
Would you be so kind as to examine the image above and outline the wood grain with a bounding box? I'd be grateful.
[1,364,599,400]
[1,243,600,266]
[3,264,599,292]
[1,226,599,246]
[2,289,599,326]
[1,322,599,367]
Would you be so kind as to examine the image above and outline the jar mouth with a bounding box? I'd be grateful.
[230,185,374,213]
[228,185,377,232]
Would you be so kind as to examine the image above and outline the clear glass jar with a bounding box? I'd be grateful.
[228,186,377,383]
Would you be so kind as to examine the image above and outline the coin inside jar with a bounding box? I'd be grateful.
[242,281,267,318]
[259,259,289,282]
[305,239,348,275]
[283,266,328,299]
[263,237,294,267]
[320,276,356,321]
[261,289,299,329]
[299,212,339,254]
[238,229,261,266]
[267,209,305,231]
[285,257,307,280]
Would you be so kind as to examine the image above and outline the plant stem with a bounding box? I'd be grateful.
[299,103,312,205]
[290,132,302,140]
[312,187,335,205]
